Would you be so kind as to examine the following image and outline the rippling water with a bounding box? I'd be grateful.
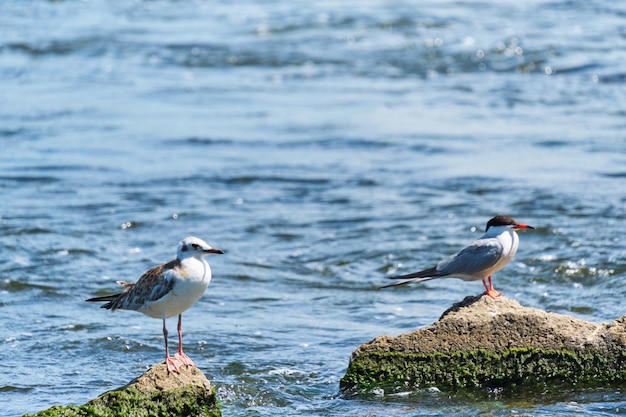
[2,1,626,416]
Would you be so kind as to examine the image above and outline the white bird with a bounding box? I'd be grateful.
[381,216,534,298]
[87,236,224,373]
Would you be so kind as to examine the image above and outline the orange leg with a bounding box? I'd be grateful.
[482,276,501,299]
[174,314,195,368]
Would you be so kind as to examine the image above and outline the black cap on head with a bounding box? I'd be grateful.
[485,215,518,231]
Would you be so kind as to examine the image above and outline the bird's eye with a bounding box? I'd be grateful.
[191,243,200,250]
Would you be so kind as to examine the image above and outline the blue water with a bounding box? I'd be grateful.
[2,1,626,416]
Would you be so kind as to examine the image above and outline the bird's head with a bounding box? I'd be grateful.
[485,215,534,233]
[177,236,224,260]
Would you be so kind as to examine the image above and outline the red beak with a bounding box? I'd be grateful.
[513,223,534,230]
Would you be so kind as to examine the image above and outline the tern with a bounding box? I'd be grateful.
[87,236,224,373]
[381,215,534,298]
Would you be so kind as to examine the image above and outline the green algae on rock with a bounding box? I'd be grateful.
[341,295,626,395]
[25,363,221,417]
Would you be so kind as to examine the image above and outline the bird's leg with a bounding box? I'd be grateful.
[174,314,195,368]
[163,318,181,373]
[482,276,501,299]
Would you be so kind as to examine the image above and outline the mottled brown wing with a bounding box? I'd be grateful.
[107,259,179,311]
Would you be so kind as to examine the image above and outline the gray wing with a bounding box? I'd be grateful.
[436,239,503,278]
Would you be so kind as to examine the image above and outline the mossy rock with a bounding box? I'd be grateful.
[341,295,626,395]
[26,363,221,417]
[341,347,626,395]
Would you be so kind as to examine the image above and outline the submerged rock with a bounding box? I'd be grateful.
[26,363,221,417]
[340,295,626,395]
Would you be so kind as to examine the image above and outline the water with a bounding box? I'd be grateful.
[1,1,625,415]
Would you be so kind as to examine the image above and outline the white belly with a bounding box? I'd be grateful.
[486,230,519,276]
[139,260,212,319]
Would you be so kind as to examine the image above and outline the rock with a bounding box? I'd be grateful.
[340,294,626,395]
[25,363,221,417]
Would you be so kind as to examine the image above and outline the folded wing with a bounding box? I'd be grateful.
[86,260,178,311]
[436,240,503,278]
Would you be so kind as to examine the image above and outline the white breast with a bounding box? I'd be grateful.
[140,258,212,319]
[488,229,519,275]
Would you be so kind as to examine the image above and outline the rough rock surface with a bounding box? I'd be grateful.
[341,294,626,394]
[26,363,221,417]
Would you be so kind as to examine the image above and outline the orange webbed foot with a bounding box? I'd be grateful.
[482,276,502,299]
[485,288,501,298]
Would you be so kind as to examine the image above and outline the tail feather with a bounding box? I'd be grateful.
[379,276,435,289]
[387,266,439,280]
[380,266,446,289]
[85,293,124,310]
[86,281,134,310]
[85,294,121,302]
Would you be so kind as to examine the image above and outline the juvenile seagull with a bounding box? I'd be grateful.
[381,216,534,298]
[87,237,223,373]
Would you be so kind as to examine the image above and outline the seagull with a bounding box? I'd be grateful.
[87,236,224,373]
[381,216,534,298]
